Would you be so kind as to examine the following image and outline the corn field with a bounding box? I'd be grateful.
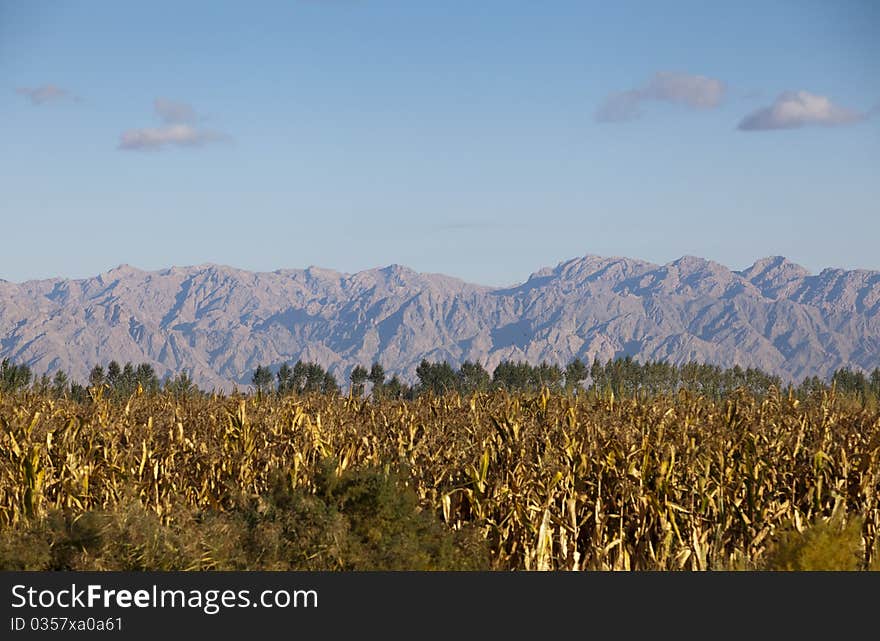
[1,386,878,570]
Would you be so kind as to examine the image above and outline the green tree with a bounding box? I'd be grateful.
[119,362,136,396]
[51,370,69,398]
[33,374,51,395]
[276,363,293,396]
[251,365,274,396]
[69,382,88,403]
[416,360,457,395]
[321,371,340,396]
[457,361,490,394]
[106,361,122,389]
[492,360,533,392]
[350,365,368,398]
[564,358,588,393]
[0,359,32,394]
[135,363,160,395]
[532,361,564,391]
[291,361,308,394]
[368,362,386,399]
[88,365,105,389]
[165,370,198,398]
[303,362,326,393]
[383,375,408,400]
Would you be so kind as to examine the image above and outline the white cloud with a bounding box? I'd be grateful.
[118,124,226,150]
[738,90,866,131]
[16,84,74,105]
[119,99,227,151]
[596,72,725,123]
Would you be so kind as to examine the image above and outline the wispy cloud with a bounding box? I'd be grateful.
[119,98,228,151]
[737,91,867,131]
[153,97,198,124]
[118,125,226,150]
[596,71,725,123]
[15,84,76,105]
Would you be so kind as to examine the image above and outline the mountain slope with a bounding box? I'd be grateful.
[1,255,878,389]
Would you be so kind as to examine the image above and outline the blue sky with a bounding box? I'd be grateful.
[2,0,878,286]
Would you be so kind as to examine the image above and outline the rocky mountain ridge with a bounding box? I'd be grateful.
[1,254,877,389]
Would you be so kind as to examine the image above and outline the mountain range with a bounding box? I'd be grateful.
[1,254,878,390]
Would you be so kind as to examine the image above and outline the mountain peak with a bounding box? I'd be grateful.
[738,256,811,299]
[673,254,706,264]
[107,263,143,275]
[741,256,809,277]
[377,263,417,277]
[304,265,343,279]
[668,255,729,272]
[528,254,656,282]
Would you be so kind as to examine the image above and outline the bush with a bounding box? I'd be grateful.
[0,462,490,571]
[233,461,489,570]
[762,514,866,571]
[0,502,192,571]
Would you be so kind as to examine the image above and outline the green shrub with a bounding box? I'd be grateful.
[762,514,866,571]
[0,462,489,571]
[234,461,489,570]
[0,525,52,570]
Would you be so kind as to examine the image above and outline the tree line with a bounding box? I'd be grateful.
[252,356,880,403]
[0,358,201,402]
[2,356,880,404]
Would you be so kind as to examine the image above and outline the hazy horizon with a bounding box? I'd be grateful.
[1,251,876,289]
